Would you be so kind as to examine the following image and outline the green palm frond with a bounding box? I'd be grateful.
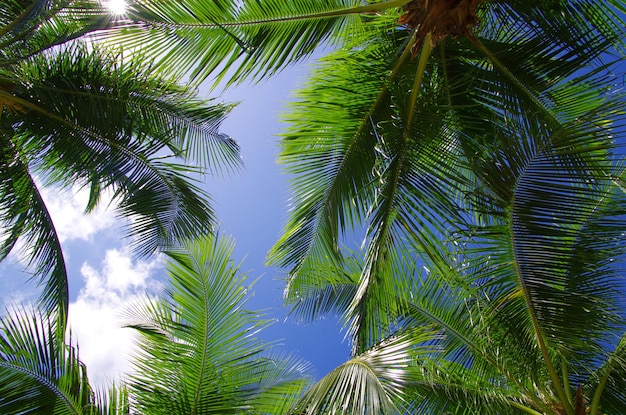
[0,307,92,415]
[292,327,436,415]
[404,359,542,415]
[269,28,474,351]
[270,0,625,344]
[0,141,68,315]
[586,332,626,414]
[459,63,626,382]
[126,234,311,415]
[1,41,239,312]
[0,306,129,414]
[0,0,111,64]
[285,252,361,325]
[399,248,557,413]
[396,125,626,414]
[100,0,408,86]
[92,384,130,415]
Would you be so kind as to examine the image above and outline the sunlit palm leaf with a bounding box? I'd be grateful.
[292,328,436,415]
[126,234,311,415]
[0,307,90,414]
[101,0,406,86]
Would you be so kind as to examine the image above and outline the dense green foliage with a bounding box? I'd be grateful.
[1,0,625,414]
[264,1,626,414]
[0,235,311,414]
[0,0,239,314]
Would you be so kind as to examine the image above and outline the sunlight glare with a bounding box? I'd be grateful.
[105,0,127,15]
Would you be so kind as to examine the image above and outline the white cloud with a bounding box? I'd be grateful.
[3,181,120,269]
[39,183,118,243]
[68,247,163,389]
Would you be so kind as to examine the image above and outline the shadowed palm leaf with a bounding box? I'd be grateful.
[1,1,240,316]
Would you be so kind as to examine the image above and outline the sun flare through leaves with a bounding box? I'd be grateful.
[104,0,127,15]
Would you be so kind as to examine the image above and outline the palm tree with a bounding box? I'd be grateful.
[284,146,626,414]
[33,1,626,413]
[0,0,240,316]
[267,0,626,351]
[266,2,625,414]
[126,234,311,414]
[0,234,311,414]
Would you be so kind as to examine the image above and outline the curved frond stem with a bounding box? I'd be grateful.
[2,89,178,189]
[2,83,215,259]
[167,0,412,27]
[352,32,433,350]
[271,32,416,275]
[406,32,432,130]
[507,139,623,415]
[0,89,81,128]
[509,231,575,415]
[590,333,626,415]
[0,138,69,316]
[21,168,68,317]
[465,31,561,130]
[509,400,544,415]
[462,27,620,415]
[1,88,205,205]
[562,356,573,405]
[189,251,214,414]
[610,171,626,195]
[273,0,411,20]
[0,1,106,57]
[0,361,81,415]
[128,235,310,414]
[351,31,417,141]
[4,23,108,67]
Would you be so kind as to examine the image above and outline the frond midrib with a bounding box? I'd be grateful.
[135,0,410,29]
[0,361,82,414]
[272,31,414,279]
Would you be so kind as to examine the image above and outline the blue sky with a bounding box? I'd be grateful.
[208,63,353,378]
[0,54,351,388]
